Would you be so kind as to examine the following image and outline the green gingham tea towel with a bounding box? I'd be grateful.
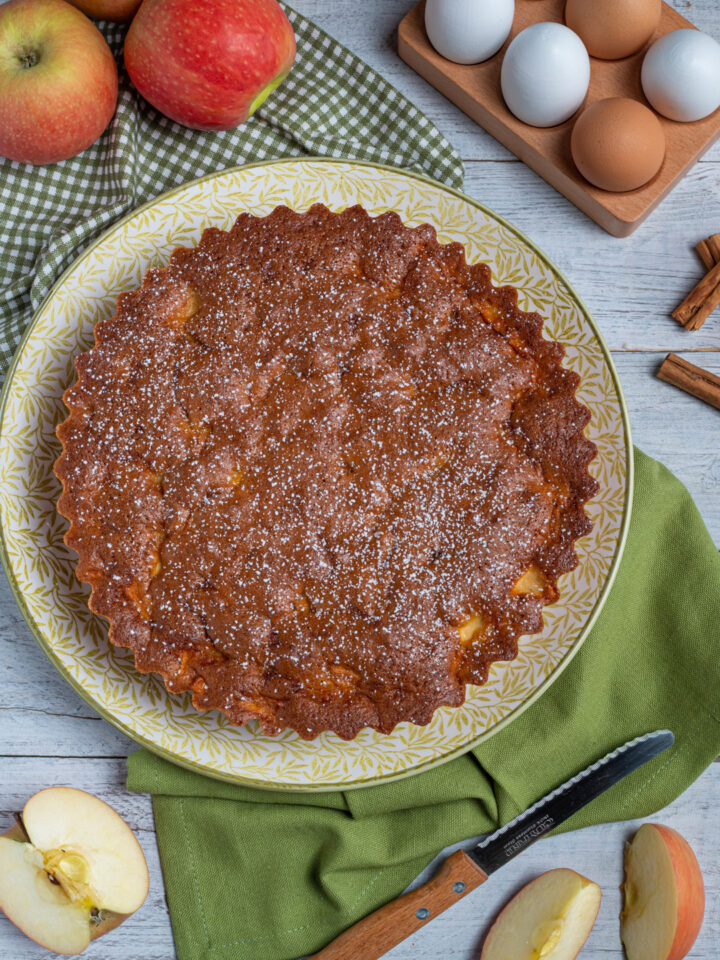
[0,5,463,377]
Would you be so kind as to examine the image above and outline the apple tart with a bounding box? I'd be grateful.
[56,204,598,740]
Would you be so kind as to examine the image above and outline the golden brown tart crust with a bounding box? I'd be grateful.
[56,204,598,741]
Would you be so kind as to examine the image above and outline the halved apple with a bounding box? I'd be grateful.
[0,787,149,955]
[621,824,704,960]
[480,868,601,960]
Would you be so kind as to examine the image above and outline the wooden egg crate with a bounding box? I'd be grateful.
[398,0,720,236]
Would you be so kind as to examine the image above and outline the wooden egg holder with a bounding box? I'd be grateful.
[398,0,720,236]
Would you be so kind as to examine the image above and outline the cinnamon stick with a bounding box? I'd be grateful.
[671,258,720,330]
[696,233,720,271]
[657,353,720,411]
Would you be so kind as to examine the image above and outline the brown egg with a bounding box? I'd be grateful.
[565,0,660,59]
[571,98,665,192]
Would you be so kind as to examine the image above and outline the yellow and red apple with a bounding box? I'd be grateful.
[0,0,118,165]
[621,823,705,960]
[480,868,601,960]
[124,0,296,130]
[66,0,142,22]
[0,787,149,955]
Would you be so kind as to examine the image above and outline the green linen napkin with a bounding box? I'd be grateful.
[127,449,720,960]
[0,7,463,374]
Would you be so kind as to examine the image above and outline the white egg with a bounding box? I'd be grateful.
[425,0,515,65]
[641,29,720,122]
[500,22,590,127]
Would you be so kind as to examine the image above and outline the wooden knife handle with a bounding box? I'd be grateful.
[307,849,488,960]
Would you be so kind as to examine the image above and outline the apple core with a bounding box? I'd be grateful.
[533,918,564,956]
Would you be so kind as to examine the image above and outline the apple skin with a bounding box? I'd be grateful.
[654,825,705,960]
[0,0,118,165]
[622,823,705,960]
[124,0,296,130]
[65,0,142,22]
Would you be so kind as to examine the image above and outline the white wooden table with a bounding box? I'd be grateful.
[2,2,719,958]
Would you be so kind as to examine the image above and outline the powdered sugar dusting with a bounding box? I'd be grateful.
[56,204,597,740]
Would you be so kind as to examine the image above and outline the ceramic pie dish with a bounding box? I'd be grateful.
[0,158,632,790]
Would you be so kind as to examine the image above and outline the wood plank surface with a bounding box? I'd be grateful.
[0,757,718,959]
[1,1,719,958]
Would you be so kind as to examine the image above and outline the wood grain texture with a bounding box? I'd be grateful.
[398,0,720,236]
[0,1,719,958]
[461,162,720,352]
[309,851,488,959]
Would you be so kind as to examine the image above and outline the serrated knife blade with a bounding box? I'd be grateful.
[468,728,675,874]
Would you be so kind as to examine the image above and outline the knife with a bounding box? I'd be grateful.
[308,729,674,960]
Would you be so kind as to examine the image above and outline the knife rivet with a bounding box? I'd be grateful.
[453,881,466,894]
[416,907,430,920]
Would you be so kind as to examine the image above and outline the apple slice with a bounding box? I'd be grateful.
[0,787,149,955]
[621,824,704,960]
[480,868,601,960]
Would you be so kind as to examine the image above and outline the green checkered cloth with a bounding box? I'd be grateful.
[0,5,463,377]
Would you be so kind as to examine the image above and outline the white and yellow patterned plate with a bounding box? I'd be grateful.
[0,159,632,791]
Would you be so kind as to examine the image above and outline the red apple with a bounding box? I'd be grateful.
[621,823,705,960]
[480,869,601,960]
[66,0,142,22]
[0,0,118,165]
[124,0,296,131]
